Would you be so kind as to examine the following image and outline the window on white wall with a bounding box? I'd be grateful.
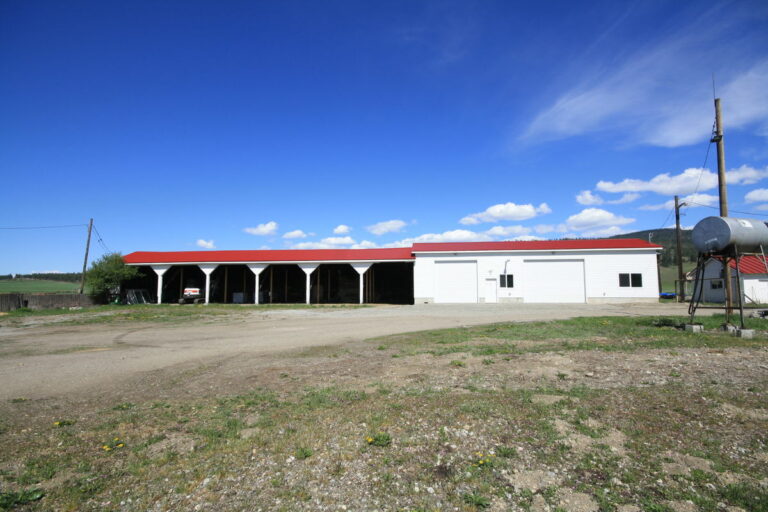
[499,274,514,288]
[619,273,643,287]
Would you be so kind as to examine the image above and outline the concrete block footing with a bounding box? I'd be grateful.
[685,324,703,333]
[736,329,754,339]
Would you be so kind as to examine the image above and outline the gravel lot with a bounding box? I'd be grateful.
[0,303,693,400]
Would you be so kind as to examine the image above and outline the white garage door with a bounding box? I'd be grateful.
[523,259,585,303]
[435,260,478,303]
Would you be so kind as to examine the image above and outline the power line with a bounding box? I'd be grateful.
[691,122,715,197]
[657,206,675,230]
[0,223,88,230]
[92,224,112,254]
[685,200,768,218]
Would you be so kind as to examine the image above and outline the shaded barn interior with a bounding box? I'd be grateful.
[121,266,157,301]
[209,265,255,303]
[366,262,414,304]
[259,265,306,303]
[311,264,359,303]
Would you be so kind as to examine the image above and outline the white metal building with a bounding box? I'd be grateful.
[124,238,661,305]
[411,239,660,304]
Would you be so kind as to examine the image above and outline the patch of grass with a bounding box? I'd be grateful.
[719,482,768,511]
[0,488,44,508]
[366,433,392,447]
[18,457,59,485]
[371,315,768,358]
[495,446,517,458]
[462,492,491,509]
[294,447,313,460]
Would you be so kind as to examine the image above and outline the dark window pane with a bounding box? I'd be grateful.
[631,273,642,287]
[619,274,630,287]
[499,275,506,287]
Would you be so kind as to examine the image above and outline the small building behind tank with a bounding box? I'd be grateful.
[693,255,768,304]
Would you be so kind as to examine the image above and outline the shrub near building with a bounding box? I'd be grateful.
[86,253,139,303]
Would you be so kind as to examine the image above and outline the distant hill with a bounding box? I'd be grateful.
[610,228,695,266]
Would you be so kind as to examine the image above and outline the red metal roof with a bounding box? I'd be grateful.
[723,255,768,274]
[124,239,661,265]
[411,238,661,252]
[123,247,414,264]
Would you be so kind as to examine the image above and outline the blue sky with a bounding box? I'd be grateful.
[1,0,768,273]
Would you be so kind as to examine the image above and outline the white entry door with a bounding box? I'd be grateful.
[435,260,478,303]
[484,278,498,303]
[523,259,586,303]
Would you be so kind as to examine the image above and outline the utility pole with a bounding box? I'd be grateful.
[79,218,93,294]
[712,98,733,318]
[674,196,686,302]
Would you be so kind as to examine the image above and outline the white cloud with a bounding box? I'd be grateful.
[484,225,532,237]
[609,193,641,204]
[460,202,551,225]
[729,165,768,185]
[333,224,351,234]
[520,5,768,150]
[196,239,215,249]
[534,224,556,234]
[597,168,714,195]
[367,219,407,235]
[745,188,768,203]
[581,226,626,238]
[351,240,378,249]
[576,190,603,205]
[320,236,356,246]
[282,229,307,239]
[597,166,768,199]
[389,229,492,246]
[291,242,335,250]
[639,193,718,211]
[566,208,634,231]
[244,221,278,236]
[576,190,640,205]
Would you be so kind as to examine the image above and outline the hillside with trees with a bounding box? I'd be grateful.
[610,228,696,266]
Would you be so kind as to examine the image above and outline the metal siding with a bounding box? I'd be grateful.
[523,260,585,303]
[434,261,478,303]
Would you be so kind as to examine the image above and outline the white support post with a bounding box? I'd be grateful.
[351,263,372,305]
[299,264,318,305]
[247,264,268,304]
[198,264,218,305]
[151,265,171,305]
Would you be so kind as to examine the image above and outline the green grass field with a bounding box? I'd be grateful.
[659,264,696,293]
[0,279,80,294]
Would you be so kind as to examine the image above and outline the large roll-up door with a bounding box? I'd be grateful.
[523,259,585,303]
[434,260,478,303]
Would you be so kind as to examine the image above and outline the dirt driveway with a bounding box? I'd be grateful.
[0,302,693,400]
